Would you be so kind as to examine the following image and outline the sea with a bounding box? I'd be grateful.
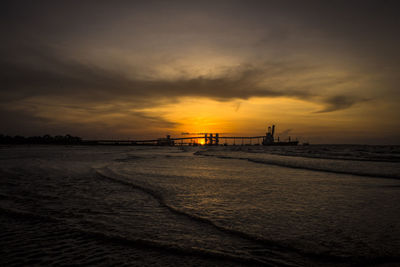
[1,144,400,266]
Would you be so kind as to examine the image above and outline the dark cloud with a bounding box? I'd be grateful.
[0,107,52,136]
[0,47,363,109]
[0,104,178,138]
[1,47,372,137]
[234,102,241,112]
[316,96,369,113]
[1,0,399,141]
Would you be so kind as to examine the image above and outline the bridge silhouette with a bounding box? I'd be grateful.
[83,133,266,146]
[82,125,298,146]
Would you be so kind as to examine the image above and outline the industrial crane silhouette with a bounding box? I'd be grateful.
[181,132,226,145]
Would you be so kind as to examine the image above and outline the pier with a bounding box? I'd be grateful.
[83,134,266,146]
[82,125,298,146]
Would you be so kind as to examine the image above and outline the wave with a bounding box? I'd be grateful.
[2,168,397,266]
[95,169,291,247]
[94,168,368,264]
[0,206,274,266]
[253,152,400,163]
[218,145,400,163]
[0,207,57,223]
[244,150,400,163]
[196,152,400,179]
[114,153,192,163]
[114,155,143,162]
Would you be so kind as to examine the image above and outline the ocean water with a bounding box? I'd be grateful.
[0,145,400,266]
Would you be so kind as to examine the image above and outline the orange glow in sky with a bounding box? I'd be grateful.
[2,1,399,144]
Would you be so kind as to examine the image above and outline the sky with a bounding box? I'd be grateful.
[1,0,399,144]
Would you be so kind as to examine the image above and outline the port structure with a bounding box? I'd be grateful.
[82,125,298,146]
[262,125,275,145]
[84,134,265,146]
[181,132,221,145]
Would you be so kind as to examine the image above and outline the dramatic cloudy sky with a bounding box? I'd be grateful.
[1,0,399,143]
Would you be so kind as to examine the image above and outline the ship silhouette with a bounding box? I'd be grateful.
[262,125,298,146]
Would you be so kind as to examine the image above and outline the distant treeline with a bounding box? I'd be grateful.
[0,134,82,145]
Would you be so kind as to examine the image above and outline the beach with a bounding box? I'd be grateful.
[1,145,400,266]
